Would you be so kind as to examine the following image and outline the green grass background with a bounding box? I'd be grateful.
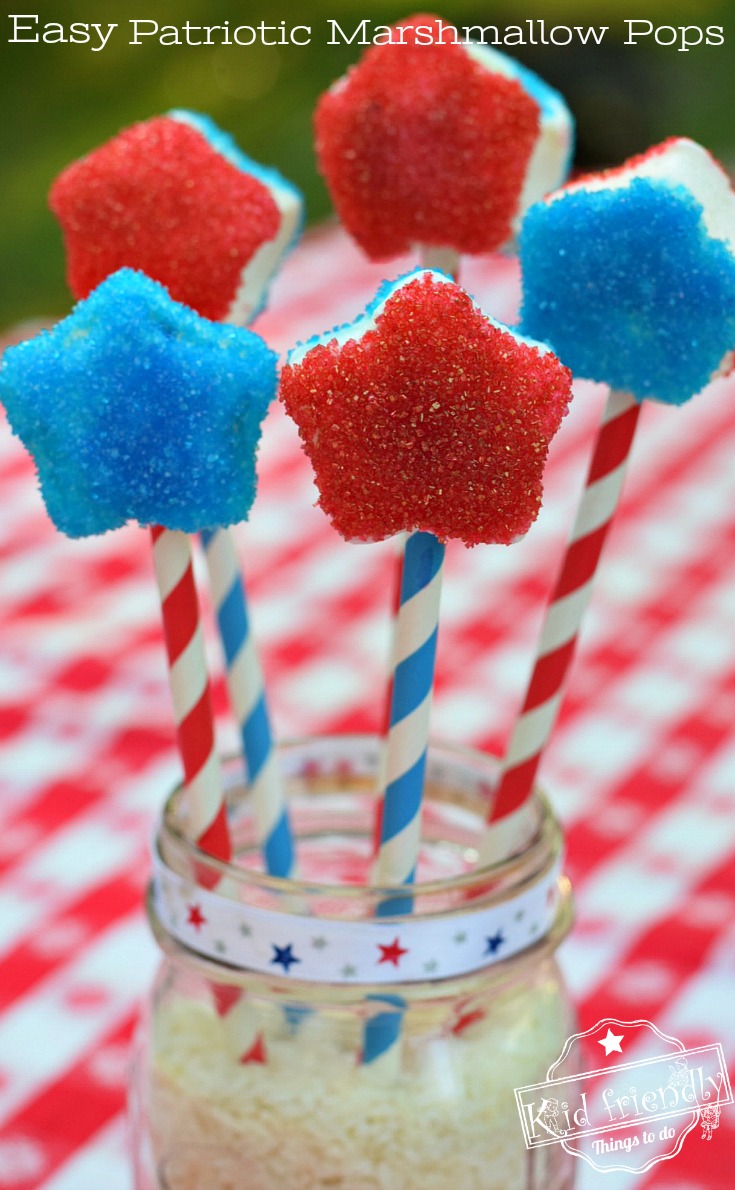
[1,0,733,326]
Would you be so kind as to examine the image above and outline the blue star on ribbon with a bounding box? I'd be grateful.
[485,930,505,955]
[271,943,301,972]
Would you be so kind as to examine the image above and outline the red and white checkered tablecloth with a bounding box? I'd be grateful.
[0,228,734,1189]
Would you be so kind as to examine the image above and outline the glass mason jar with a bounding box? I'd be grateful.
[130,736,576,1190]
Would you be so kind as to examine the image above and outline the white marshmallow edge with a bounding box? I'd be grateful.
[465,43,574,225]
[287,269,553,366]
[550,138,735,389]
[554,138,735,254]
[170,109,302,327]
[226,190,302,326]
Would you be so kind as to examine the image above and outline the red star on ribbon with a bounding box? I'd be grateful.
[377,937,408,967]
[187,903,206,931]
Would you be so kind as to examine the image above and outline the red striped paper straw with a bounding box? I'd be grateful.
[481,389,641,858]
[150,525,231,867]
[151,528,268,1056]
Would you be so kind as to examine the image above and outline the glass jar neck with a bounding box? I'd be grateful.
[149,736,571,992]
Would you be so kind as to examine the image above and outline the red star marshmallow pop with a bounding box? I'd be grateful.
[315,16,574,841]
[51,110,302,325]
[315,13,573,270]
[482,138,735,861]
[281,270,572,901]
[282,270,571,1064]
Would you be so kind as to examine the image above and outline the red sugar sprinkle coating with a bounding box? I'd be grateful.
[49,117,280,321]
[280,274,572,546]
[315,14,540,260]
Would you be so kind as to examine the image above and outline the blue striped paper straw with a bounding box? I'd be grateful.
[362,994,407,1069]
[374,530,445,897]
[363,532,444,1065]
[200,527,294,878]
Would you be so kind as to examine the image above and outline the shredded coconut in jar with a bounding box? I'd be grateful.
[150,970,571,1190]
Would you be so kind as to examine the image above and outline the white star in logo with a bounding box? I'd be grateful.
[598,1028,624,1056]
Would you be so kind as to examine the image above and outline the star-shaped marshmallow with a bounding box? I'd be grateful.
[315,13,573,259]
[0,269,277,537]
[520,138,735,405]
[50,110,302,324]
[280,270,572,546]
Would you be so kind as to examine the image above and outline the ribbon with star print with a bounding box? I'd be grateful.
[149,845,566,985]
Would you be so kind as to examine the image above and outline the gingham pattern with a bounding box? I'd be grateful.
[0,231,734,1188]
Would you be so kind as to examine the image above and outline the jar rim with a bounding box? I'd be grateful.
[160,734,560,901]
[150,735,571,987]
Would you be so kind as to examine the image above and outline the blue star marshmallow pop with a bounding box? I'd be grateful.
[49,110,303,884]
[483,137,735,862]
[0,268,277,878]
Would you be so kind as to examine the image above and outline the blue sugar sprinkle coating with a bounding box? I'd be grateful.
[520,177,735,405]
[0,269,277,538]
[369,268,444,308]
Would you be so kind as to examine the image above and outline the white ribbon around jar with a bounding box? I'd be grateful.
[149,845,566,985]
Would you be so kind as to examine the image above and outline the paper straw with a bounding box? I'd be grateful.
[363,532,444,1064]
[369,245,459,863]
[151,528,268,1060]
[201,527,294,878]
[419,245,460,278]
[480,389,641,861]
[150,525,230,866]
[209,982,265,1065]
[361,993,406,1071]
[373,530,445,903]
[199,527,297,1064]
[371,535,407,859]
